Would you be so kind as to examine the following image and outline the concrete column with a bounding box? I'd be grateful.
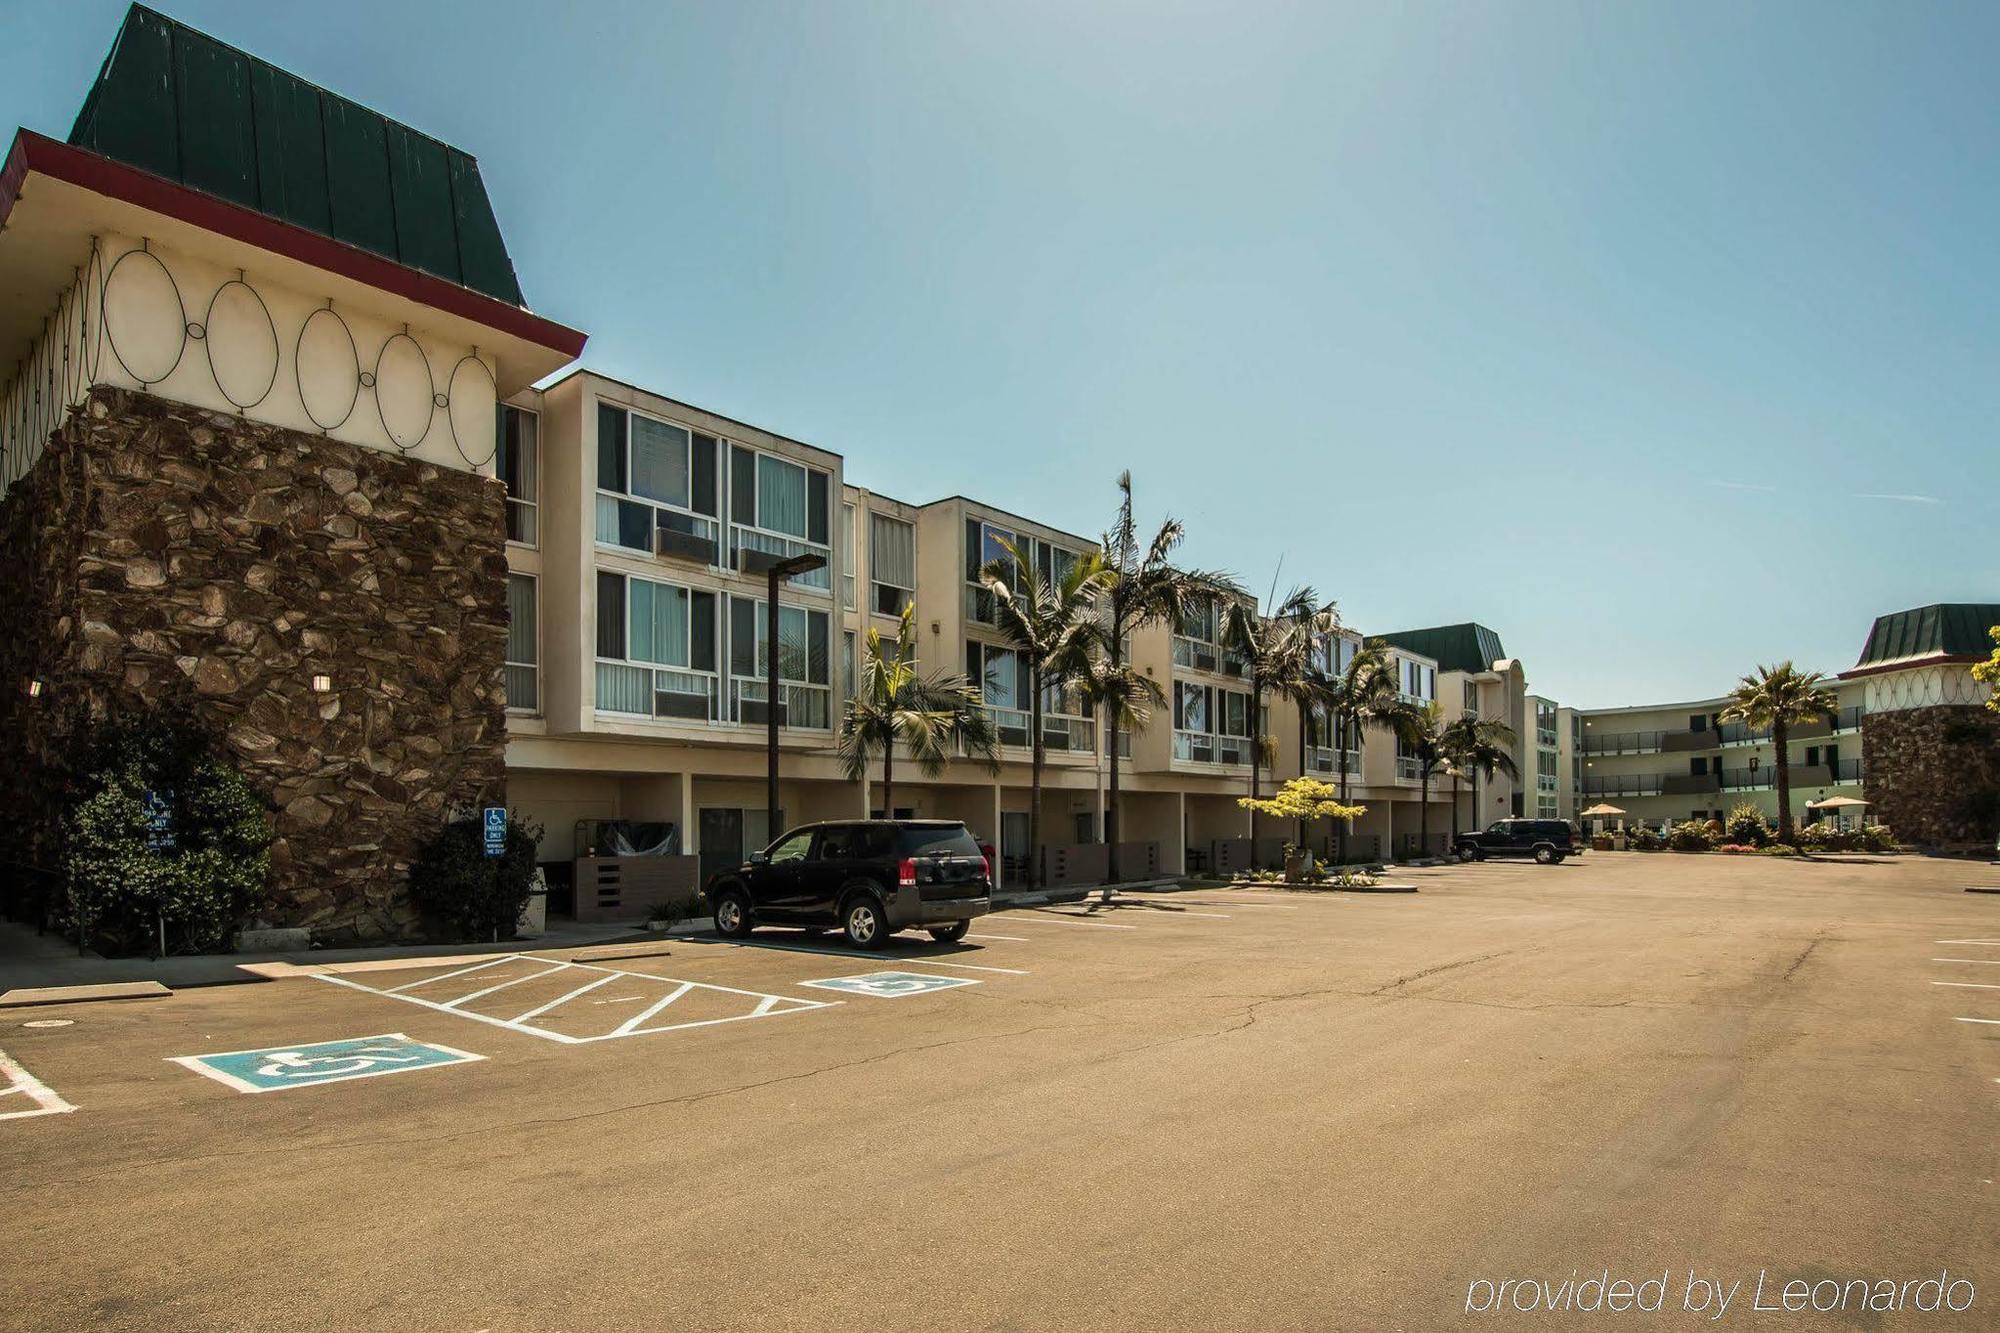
[1173,790,1187,874]
[1382,800,1394,862]
[679,772,696,858]
[991,781,1005,890]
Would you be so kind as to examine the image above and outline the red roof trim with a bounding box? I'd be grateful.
[4,129,586,359]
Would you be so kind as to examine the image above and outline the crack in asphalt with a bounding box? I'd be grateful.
[1366,949,1511,995]
[1783,933,1827,981]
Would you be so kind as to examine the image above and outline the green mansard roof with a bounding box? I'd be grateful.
[68,5,526,305]
[1851,603,2000,671]
[1375,623,1508,675]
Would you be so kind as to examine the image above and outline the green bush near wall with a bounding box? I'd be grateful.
[62,704,272,956]
[409,814,544,942]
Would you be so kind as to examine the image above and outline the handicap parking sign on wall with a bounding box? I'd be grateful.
[168,1033,483,1094]
[797,971,981,999]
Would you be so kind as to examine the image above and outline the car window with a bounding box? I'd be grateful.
[1485,822,1509,837]
[899,825,982,856]
[817,825,860,859]
[766,830,816,864]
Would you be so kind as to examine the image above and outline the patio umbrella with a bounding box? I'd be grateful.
[1580,802,1627,835]
[1806,795,1870,830]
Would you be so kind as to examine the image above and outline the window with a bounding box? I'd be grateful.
[1464,680,1479,713]
[505,573,537,710]
[840,502,856,609]
[596,403,720,557]
[1691,756,1709,776]
[767,829,815,863]
[1171,680,1253,762]
[844,629,858,701]
[727,595,831,728]
[595,571,719,719]
[1689,713,1708,733]
[728,444,831,589]
[498,405,537,545]
[870,513,916,615]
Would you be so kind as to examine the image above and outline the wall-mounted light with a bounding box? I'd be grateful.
[25,679,44,698]
[310,673,333,694]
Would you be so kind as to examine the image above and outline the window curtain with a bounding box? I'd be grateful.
[629,581,692,667]
[506,575,536,664]
[870,514,915,589]
[757,455,807,536]
[630,416,690,507]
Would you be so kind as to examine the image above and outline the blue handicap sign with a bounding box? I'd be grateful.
[797,971,981,999]
[141,788,175,850]
[483,806,507,858]
[169,1033,483,1094]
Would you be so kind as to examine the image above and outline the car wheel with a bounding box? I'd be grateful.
[714,889,754,938]
[843,895,889,950]
[928,921,970,944]
[1455,845,1478,863]
[1533,845,1557,865]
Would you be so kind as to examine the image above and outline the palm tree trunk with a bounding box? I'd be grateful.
[1419,768,1431,860]
[882,740,894,818]
[1106,632,1123,885]
[1451,772,1463,841]
[1774,719,1793,844]
[1029,667,1044,890]
[1336,712,1353,865]
[1296,709,1309,850]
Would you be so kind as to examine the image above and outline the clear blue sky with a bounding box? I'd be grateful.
[6,0,1995,706]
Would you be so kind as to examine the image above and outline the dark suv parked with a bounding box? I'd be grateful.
[706,820,993,949]
[1454,818,1579,865]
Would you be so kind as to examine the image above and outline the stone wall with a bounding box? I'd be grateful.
[0,386,509,942]
[1862,705,2000,848]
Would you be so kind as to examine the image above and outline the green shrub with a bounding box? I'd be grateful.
[61,705,271,956]
[1724,802,1772,847]
[409,813,544,941]
[1758,844,1800,856]
[1667,820,1716,852]
[1628,825,1665,852]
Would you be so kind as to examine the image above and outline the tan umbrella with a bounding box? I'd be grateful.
[1807,795,1870,830]
[1581,803,1627,817]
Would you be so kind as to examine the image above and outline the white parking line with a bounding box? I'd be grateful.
[1932,958,2000,966]
[1007,913,1137,930]
[387,956,512,993]
[510,972,615,1022]
[965,932,1032,942]
[688,936,1031,975]
[442,961,572,1010]
[1937,939,2000,946]
[315,953,835,1045]
[1953,1017,2000,1026]
[1933,981,2000,990]
[0,1048,76,1122]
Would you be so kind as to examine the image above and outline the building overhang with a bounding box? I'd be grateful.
[0,129,584,395]
[1837,652,1983,682]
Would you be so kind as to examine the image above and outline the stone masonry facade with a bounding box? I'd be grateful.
[1862,705,2000,849]
[0,386,509,942]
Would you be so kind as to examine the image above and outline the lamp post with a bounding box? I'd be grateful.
[743,550,827,840]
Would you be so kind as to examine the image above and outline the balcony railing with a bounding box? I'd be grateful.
[1833,706,1865,733]
[1583,730,1667,756]
[1719,721,1767,747]
[1721,768,1773,791]
[1174,731,1251,765]
[1307,746,1361,777]
[1584,773,1664,798]
[1835,756,1863,782]
[729,678,831,729]
[595,661,719,721]
[1395,755,1422,781]
[1171,636,1247,677]
[1536,728,1558,748]
[986,706,1096,754]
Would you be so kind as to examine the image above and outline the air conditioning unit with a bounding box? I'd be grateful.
[654,527,717,565]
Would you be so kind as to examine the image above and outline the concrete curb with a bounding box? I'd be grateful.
[0,980,172,1008]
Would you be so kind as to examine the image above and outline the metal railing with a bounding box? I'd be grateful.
[1395,756,1422,781]
[1171,635,1247,677]
[595,662,720,721]
[1835,757,1863,782]
[1307,746,1361,777]
[1174,731,1251,765]
[985,706,1096,754]
[1584,773,1664,797]
[1582,730,1667,756]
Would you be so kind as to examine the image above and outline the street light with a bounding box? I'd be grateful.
[742,550,827,838]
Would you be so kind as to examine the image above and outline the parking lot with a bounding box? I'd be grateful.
[3,853,1997,1330]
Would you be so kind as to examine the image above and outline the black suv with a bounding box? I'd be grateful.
[1454,818,1578,865]
[706,820,993,949]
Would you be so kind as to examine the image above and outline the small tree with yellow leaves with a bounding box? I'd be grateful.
[1240,777,1367,881]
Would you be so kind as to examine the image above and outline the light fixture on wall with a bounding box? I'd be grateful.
[25,679,44,698]
[310,673,333,694]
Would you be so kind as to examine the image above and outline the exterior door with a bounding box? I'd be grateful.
[699,808,742,885]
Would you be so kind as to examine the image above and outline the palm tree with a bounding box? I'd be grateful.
[1096,472,1227,882]
[1073,650,1164,898]
[982,539,1116,890]
[1224,588,1331,861]
[1395,702,1452,860]
[1441,714,1520,843]
[836,607,1000,813]
[1320,638,1405,862]
[1720,662,1838,843]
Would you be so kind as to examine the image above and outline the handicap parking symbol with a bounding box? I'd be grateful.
[797,971,982,999]
[168,1033,484,1094]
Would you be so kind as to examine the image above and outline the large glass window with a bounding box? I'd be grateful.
[595,571,719,720]
[596,403,720,558]
[498,405,537,545]
[1172,680,1252,763]
[726,595,830,728]
[728,444,831,590]
[840,502,856,609]
[505,573,537,710]
[870,513,916,615]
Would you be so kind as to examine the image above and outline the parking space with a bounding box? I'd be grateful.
[0,1046,75,1122]
[5,853,1998,1330]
